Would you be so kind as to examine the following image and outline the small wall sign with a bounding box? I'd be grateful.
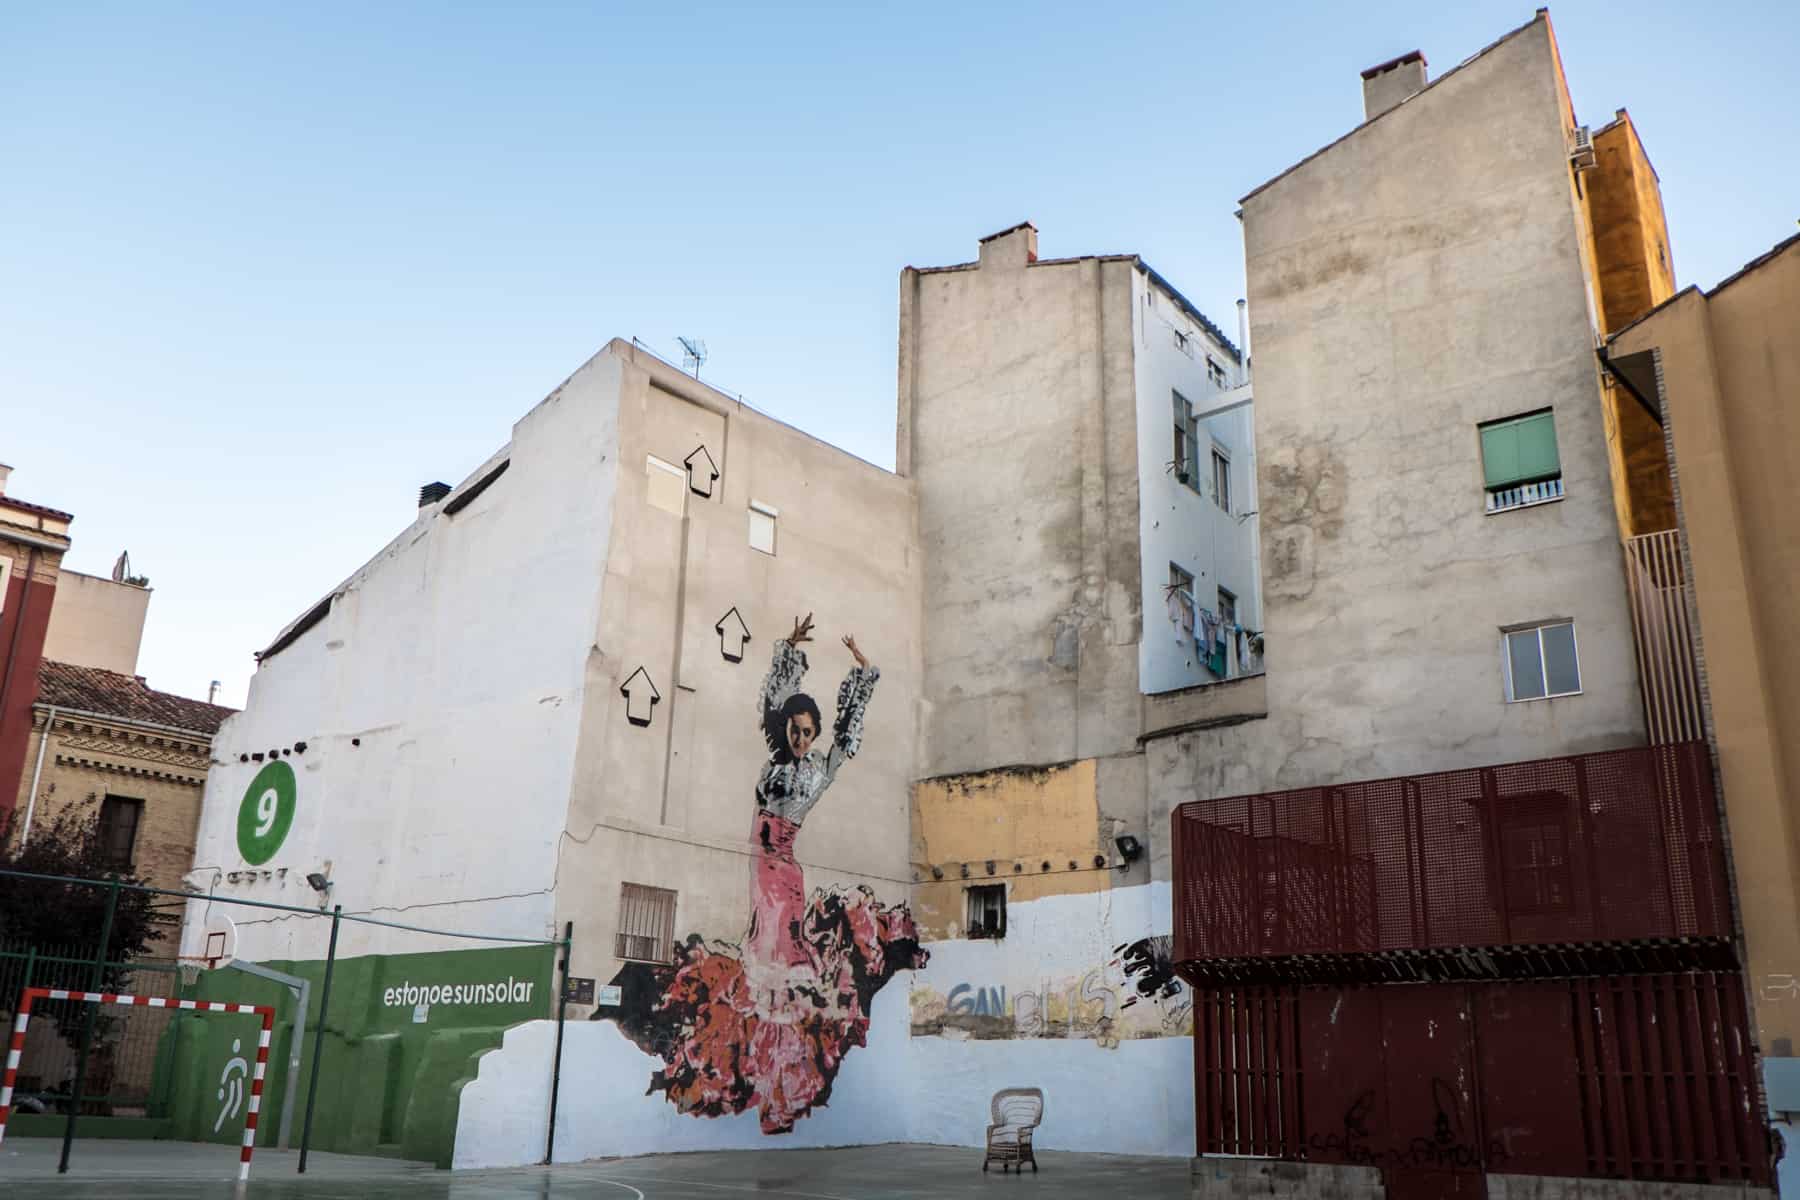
[564,976,596,1005]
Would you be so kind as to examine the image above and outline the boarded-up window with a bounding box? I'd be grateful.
[616,882,678,964]
[646,455,686,516]
[98,795,144,868]
[748,501,777,556]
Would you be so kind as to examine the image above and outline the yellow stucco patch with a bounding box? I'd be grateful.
[910,759,1110,939]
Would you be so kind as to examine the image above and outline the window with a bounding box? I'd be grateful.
[616,882,678,963]
[1172,392,1199,488]
[97,796,143,868]
[1211,448,1231,513]
[1480,410,1563,513]
[966,884,1006,939]
[1207,357,1228,388]
[1173,329,1193,357]
[1211,587,1237,677]
[1167,563,1196,633]
[0,556,11,616]
[646,455,686,517]
[748,500,778,555]
[1503,621,1581,701]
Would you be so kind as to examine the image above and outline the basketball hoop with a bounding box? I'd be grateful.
[178,913,239,988]
[176,955,214,988]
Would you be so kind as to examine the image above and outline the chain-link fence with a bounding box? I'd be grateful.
[0,939,183,1116]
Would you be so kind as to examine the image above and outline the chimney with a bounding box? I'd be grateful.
[978,222,1038,271]
[0,463,11,494]
[1361,50,1427,121]
[419,481,452,508]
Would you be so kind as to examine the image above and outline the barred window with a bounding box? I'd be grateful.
[616,882,678,964]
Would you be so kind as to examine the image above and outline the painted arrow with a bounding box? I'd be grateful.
[620,667,662,727]
[683,445,719,498]
[715,607,752,663]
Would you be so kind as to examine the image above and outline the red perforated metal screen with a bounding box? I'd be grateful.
[1172,743,1730,972]
[1194,975,1770,1187]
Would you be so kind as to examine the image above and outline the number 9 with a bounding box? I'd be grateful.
[256,789,279,837]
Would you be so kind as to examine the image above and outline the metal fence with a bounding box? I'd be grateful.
[1172,742,1732,978]
[1623,530,1707,746]
[1193,974,1771,1188]
[0,940,183,1115]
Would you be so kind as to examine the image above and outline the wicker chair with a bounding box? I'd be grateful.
[982,1087,1044,1173]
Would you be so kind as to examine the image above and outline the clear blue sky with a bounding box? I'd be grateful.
[3,2,1794,709]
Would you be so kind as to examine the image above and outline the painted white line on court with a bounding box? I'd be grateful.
[611,1177,862,1200]
[593,1182,648,1200]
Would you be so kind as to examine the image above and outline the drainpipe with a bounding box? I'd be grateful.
[20,703,55,844]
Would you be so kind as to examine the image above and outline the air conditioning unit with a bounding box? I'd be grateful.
[1569,124,1596,171]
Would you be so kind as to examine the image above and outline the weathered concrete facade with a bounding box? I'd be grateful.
[1227,13,1648,796]
[896,225,1255,1158]
[40,568,150,678]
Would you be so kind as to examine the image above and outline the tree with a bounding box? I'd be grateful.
[0,799,159,1047]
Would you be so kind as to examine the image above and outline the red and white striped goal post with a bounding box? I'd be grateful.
[0,986,277,1181]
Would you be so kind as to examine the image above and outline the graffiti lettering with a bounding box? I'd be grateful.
[947,983,1007,1016]
[1764,973,1798,1001]
[912,936,1195,1042]
[1304,1080,1508,1171]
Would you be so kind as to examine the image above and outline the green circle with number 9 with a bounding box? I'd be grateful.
[237,761,297,865]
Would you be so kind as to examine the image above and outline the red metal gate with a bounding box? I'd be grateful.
[1194,975,1770,1187]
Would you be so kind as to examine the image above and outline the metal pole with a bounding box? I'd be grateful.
[544,921,572,1165]
[296,905,340,1174]
[59,878,119,1174]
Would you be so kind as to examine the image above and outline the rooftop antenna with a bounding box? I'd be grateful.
[677,337,707,378]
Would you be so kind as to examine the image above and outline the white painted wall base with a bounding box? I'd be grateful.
[456,985,918,1168]
[455,950,1197,1166]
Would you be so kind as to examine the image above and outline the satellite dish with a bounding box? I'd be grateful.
[677,337,708,377]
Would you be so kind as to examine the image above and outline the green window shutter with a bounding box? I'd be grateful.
[1481,422,1521,489]
[1481,411,1560,489]
[1515,412,1560,481]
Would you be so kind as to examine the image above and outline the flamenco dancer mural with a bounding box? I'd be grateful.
[602,614,928,1134]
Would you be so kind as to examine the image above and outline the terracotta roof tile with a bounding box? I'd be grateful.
[36,660,235,735]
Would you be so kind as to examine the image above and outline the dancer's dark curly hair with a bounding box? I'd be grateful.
[763,692,823,760]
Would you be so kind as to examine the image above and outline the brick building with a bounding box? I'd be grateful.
[14,661,233,905]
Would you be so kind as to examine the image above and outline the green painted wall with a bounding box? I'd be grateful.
[152,943,552,1168]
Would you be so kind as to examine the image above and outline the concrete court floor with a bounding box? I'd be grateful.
[0,1140,1195,1199]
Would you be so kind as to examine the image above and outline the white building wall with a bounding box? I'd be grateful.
[1133,271,1262,695]
[184,352,626,960]
[456,884,1195,1167]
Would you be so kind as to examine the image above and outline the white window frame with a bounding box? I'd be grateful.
[748,500,778,556]
[1168,562,1196,633]
[1502,620,1582,703]
[1206,357,1227,388]
[1211,446,1232,513]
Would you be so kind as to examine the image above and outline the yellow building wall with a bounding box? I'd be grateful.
[910,759,1112,940]
[1581,112,1678,538]
[1609,247,1800,1053]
